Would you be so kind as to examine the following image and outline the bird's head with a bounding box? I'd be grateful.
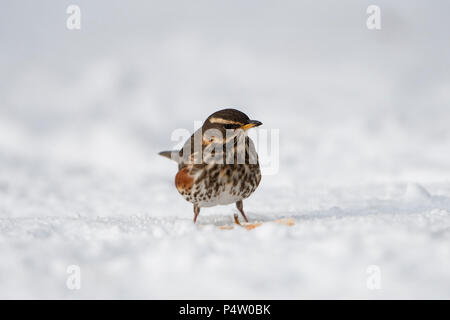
[202,108,262,143]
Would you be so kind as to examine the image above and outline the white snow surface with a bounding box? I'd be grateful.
[1,1,450,299]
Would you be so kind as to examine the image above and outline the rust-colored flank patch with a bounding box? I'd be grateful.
[175,167,194,191]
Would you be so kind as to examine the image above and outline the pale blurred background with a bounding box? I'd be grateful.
[1,0,449,183]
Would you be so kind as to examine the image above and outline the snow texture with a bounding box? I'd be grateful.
[1,1,450,299]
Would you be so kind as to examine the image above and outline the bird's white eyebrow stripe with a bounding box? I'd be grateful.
[208,117,243,125]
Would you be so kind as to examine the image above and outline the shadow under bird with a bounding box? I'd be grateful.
[159,108,263,223]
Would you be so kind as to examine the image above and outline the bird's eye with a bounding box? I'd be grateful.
[224,124,234,130]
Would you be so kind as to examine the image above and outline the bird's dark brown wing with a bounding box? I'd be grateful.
[178,128,207,170]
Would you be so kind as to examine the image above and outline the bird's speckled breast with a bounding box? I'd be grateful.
[177,163,261,208]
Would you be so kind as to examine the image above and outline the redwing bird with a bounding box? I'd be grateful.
[159,108,262,223]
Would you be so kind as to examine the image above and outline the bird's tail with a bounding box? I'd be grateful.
[158,150,180,162]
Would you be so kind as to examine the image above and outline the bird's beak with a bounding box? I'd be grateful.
[240,120,263,131]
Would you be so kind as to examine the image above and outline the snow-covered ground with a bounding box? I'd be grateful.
[1,1,450,299]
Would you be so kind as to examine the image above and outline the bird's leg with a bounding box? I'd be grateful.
[193,204,200,223]
[236,200,249,223]
[233,214,241,225]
